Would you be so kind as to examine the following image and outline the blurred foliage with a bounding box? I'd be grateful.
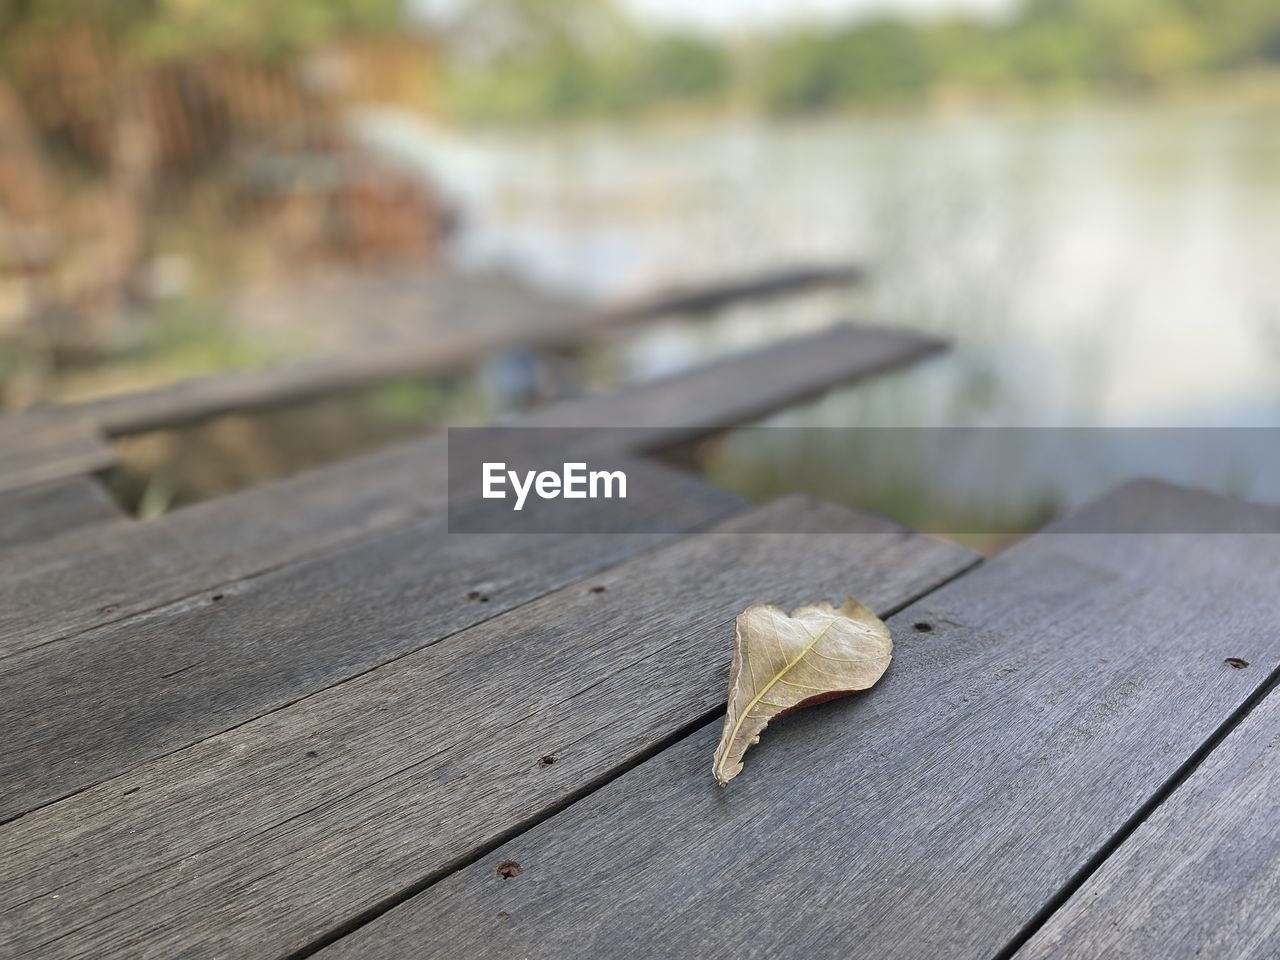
[129,296,273,372]
[437,0,1280,121]
[365,377,449,422]
[0,0,401,62]
[443,0,729,119]
[447,33,730,119]
[6,0,1278,120]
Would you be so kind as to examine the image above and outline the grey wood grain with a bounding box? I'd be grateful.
[0,325,942,658]
[316,480,1280,960]
[522,324,943,441]
[0,476,123,551]
[0,434,451,658]
[0,412,114,495]
[0,497,976,960]
[0,457,741,822]
[1017,684,1280,960]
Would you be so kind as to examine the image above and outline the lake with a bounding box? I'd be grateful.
[434,102,1280,428]
[405,102,1280,534]
[129,103,1277,527]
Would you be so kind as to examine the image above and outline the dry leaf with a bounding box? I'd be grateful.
[712,597,892,786]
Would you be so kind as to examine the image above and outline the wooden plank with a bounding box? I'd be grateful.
[73,319,928,438]
[57,262,587,435]
[315,481,1280,960]
[0,476,123,551]
[0,326,942,658]
[523,325,943,440]
[1017,684,1280,960]
[65,267,866,436]
[0,436,449,659]
[0,412,114,495]
[597,263,864,322]
[0,457,741,822]
[0,498,977,959]
[74,334,540,435]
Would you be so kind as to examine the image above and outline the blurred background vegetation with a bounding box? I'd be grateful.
[2,0,1277,529]
[443,0,1280,121]
[4,0,1279,402]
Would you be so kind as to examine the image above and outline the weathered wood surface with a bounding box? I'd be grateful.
[1050,474,1280,534]
[0,412,114,495]
[1018,682,1280,960]
[66,266,865,436]
[0,498,976,960]
[63,318,925,440]
[0,325,940,658]
[0,457,741,822]
[74,333,542,435]
[0,476,123,551]
[0,436,449,658]
[598,263,864,322]
[523,325,941,438]
[318,481,1280,960]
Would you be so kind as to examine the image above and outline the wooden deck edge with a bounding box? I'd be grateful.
[307,479,1279,960]
[0,413,116,496]
[1013,672,1280,960]
[520,324,947,437]
[0,496,976,960]
[18,265,869,437]
[0,326,945,658]
[0,476,124,552]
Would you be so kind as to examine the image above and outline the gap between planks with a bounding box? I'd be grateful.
[308,480,1280,960]
[0,456,742,824]
[0,476,123,552]
[0,497,978,959]
[1004,662,1280,960]
[279,553,983,960]
[74,264,869,436]
[0,325,943,660]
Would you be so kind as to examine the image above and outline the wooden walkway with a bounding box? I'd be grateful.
[0,327,1277,960]
[0,261,863,478]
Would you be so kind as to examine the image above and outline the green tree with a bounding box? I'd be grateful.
[636,33,729,104]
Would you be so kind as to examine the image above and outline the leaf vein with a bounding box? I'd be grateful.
[723,616,841,756]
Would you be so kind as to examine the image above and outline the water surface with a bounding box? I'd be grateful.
[430,104,1280,531]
